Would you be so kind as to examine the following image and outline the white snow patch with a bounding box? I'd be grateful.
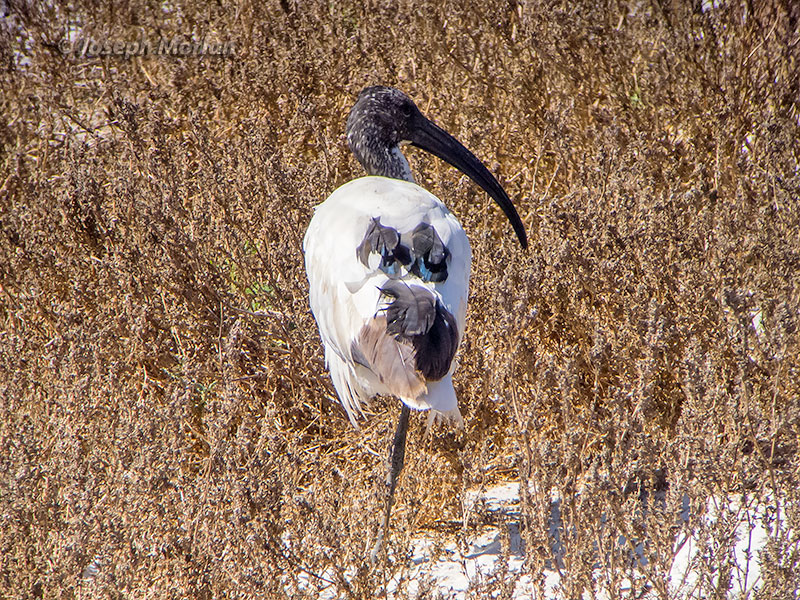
[668,495,776,599]
[398,484,779,599]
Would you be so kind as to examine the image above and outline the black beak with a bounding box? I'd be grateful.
[410,117,527,249]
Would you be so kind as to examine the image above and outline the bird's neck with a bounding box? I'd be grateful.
[382,147,415,183]
[348,130,416,183]
[362,146,415,183]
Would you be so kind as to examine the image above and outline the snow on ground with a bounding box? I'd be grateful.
[391,482,779,599]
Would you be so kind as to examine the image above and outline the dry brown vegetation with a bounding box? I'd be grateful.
[1,0,799,598]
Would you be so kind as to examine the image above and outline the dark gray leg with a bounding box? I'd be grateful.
[370,403,411,563]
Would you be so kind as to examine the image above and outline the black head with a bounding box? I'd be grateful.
[346,86,425,180]
[345,86,528,249]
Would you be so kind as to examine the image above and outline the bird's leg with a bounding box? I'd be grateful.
[370,403,411,564]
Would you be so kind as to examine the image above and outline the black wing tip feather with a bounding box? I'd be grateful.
[379,281,458,381]
[380,280,435,337]
[357,219,452,283]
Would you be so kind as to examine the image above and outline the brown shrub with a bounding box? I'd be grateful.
[1,0,798,598]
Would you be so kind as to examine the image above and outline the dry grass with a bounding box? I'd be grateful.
[1,0,799,598]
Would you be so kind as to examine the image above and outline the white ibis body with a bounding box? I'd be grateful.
[304,177,471,424]
[303,87,526,559]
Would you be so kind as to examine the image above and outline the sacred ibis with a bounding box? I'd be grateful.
[303,86,527,559]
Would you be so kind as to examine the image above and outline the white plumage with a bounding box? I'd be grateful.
[304,176,471,425]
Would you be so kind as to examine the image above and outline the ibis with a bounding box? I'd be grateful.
[303,86,526,560]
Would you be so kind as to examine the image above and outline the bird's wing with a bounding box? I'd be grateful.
[303,176,470,421]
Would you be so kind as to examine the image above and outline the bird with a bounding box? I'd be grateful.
[303,86,527,560]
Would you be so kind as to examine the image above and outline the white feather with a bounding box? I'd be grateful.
[304,176,471,426]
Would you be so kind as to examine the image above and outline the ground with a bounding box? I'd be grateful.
[1,1,799,598]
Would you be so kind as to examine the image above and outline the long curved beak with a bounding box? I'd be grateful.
[410,118,527,249]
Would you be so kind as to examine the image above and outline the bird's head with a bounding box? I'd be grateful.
[346,86,424,179]
[345,86,527,249]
